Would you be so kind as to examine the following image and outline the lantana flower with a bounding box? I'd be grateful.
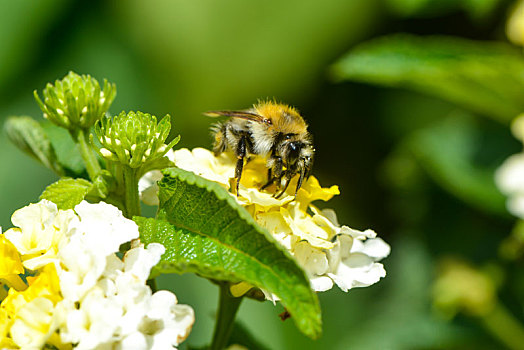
[140,147,390,293]
[496,114,524,218]
[0,200,194,349]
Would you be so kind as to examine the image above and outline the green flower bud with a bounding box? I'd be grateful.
[34,71,116,131]
[94,111,180,169]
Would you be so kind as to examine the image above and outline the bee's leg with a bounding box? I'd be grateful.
[275,172,292,199]
[294,167,306,198]
[260,168,273,190]
[234,135,247,196]
[262,155,283,192]
[272,156,284,192]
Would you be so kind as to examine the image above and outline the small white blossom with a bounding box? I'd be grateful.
[73,200,140,255]
[4,200,78,270]
[496,114,524,219]
[57,242,194,349]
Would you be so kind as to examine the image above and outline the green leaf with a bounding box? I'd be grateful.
[40,178,93,209]
[405,113,507,215]
[332,34,524,123]
[4,116,64,175]
[136,167,321,339]
[384,0,502,20]
[41,122,87,177]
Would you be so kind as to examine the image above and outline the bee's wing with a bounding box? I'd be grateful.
[203,110,271,125]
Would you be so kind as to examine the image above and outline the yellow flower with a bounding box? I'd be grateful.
[150,148,390,293]
[1,263,63,349]
[0,307,16,349]
[10,297,57,349]
[1,264,61,316]
[0,234,26,292]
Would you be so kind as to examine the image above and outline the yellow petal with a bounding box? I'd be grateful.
[0,234,24,276]
[24,264,62,305]
[230,282,253,297]
[0,235,26,291]
[296,176,340,207]
[281,205,334,249]
[1,264,62,318]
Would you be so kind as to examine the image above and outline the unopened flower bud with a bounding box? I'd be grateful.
[34,71,116,131]
[94,111,179,169]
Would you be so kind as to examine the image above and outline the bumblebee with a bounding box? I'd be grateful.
[205,101,314,198]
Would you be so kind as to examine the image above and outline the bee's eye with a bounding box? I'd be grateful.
[289,142,297,151]
[284,134,292,140]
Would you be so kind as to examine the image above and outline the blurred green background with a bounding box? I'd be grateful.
[2,0,524,349]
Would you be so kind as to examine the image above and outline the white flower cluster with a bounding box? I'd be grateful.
[496,114,524,219]
[139,148,390,295]
[2,200,194,349]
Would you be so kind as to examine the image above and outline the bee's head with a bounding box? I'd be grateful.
[282,135,314,171]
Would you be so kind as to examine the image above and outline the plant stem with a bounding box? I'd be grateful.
[481,302,524,350]
[211,283,243,350]
[73,129,102,181]
[122,166,141,218]
[147,278,158,293]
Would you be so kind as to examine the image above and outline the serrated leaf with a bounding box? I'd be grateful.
[332,34,524,123]
[40,178,93,209]
[4,116,64,175]
[41,122,87,177]
[136,167,321,339]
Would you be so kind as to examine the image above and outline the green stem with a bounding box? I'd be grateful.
[122,166,141,218]
[211,283,243,350]
[73,129,102,181]
[481,302,524,350]
[147,278,158,293]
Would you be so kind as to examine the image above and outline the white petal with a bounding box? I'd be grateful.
[293,241,329,276]
[506,195,524,219]
[73,201,139,255]
[355,237,391,259]
[328,253,387,292]
[320,208,339,226]
[118,332,148,350]
[57,235,108,301]
[495,153,524,195]
[10,199,58,233]
[124,243,165,283]
[339,226,377,240]
[139,170,164,206]
[310,276,334,292]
